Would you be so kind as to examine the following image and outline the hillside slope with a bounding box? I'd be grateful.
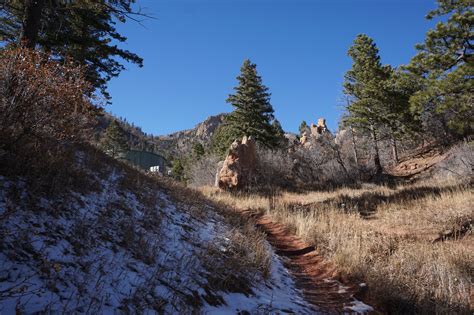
[0,146,314,314]
[96,113,226,159]
[154,114,226,158]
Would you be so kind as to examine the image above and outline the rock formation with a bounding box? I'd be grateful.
[154,114,226,158]
[300,133,308,145]
[299,117,330,147]
[310,118,328,137]
[217,136,257,190]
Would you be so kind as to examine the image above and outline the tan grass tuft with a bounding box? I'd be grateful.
[200,182,473,313]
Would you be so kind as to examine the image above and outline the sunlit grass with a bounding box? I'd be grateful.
[200,180,473,313]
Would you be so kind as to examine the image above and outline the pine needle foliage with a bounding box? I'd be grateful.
[299,120,308,136]
[0,0,144,100]
[407,0,473,137]
[100,120,130,158]
[213,59,281,157]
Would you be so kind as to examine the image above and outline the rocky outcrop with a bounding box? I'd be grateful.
[154,114,226,158]
[97,113,226,160]
[195,114,224,138]
[300,133,308,145]
[217,136,257,190]
[300,117,330,146]
[310,118,328,137]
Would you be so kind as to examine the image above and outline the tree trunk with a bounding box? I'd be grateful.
[350,126,359,165]
[391,135,399,164]
[334,146,350,179]
[370,125,383,175]
[21,0,46,48]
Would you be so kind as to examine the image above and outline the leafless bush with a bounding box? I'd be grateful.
[431,141,473,184]
[294,134,351,185]
[0,47,104,194]
[256,147,294,191]
[256,133,361,191]
[0,46,100,149]
[334,129,380,180]
[187,154,221,187]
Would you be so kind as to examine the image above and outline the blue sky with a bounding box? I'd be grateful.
[107,0,438,135]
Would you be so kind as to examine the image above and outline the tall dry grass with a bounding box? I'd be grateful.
[200,180,473,313]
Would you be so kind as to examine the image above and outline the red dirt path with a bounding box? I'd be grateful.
[239,208,374,314]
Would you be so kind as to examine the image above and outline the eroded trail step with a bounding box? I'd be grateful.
[240,208,374,314]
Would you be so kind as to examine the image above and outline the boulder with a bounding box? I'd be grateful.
[217,136,257,190]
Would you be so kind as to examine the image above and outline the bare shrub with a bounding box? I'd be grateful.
[256,147,294,191]
[0,47,103,195]
[0,46,100,149]
[431,141,474,184]
[187,154,221,187]
[256,134,360,191]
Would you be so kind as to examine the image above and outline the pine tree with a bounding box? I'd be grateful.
[211,122,239,158]
[171,159,185,181]
[299,120,308,136]
[272,119,284,137]
[101,120,129,158]
[343,34,390,174]
[382,69,423,162]
[19,0,46,48]
[0,0,144,100]
[272,119,287,147]
[407,0,473,137]
[192,142,205,159]
[217,59,280,153]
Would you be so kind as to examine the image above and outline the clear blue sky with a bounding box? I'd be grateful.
[107,0,438,135]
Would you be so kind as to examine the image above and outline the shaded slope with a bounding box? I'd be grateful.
[0,146,314,313]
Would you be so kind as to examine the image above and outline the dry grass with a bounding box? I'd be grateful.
[202,223,271,298]
[149,175,273,283]
[200,179,474,313]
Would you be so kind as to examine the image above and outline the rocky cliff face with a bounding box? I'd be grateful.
[154,113,226,158]
[96,113,226,160]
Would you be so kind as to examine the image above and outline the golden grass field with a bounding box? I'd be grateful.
[199,178,473,313]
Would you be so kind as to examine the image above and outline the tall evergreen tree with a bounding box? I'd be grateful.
[19,0,46,48]
[0,0,144,100]
[272,119,285,138]
[171,159,185,181]
[382,69,423,162]
[343,34,390,174]
[272,119,287,147]
[214,59,280,155]
[407,0,473,137]
[299,120,308,135]
[211,122,239,158]
[101,120,129,158]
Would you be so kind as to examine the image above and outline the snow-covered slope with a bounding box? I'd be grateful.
[0,151,313,314]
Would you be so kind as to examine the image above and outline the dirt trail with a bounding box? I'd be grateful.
[239,208,373,314]
[388,145,447,177]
